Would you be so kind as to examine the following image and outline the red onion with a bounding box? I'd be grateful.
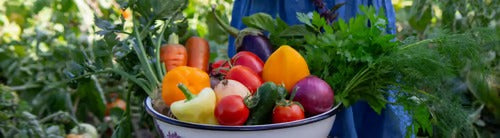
[292,76,334,116]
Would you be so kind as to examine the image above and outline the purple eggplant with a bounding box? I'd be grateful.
[237,34,273,61]
[212,6,273,62]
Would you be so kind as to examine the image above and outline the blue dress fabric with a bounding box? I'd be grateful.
[228,0,410,138]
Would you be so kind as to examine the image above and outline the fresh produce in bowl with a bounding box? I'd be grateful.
[210,60,230,76]
[212,7,273,62]
[262,45,310,91]
[145,97,342,137]
[162,66,210,106]
[231,51,264,75]
[293,76,334,116]
[160,33,187,71]
[213,79,251,102]
[209,60,230,88]
[170,83,218,124]
[245,82,287,125]
[226,65,263,94]
[215,95,250,125]
[149,41,340,137]
[272,88,305,123]
[186,36,210,72]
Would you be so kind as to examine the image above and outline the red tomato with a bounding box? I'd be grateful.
[231,52,264,75]
[212,60,227,69]
[215,95,250,125]
[210,60,230,76]
[226,65,263,94]
[272,101,305,123]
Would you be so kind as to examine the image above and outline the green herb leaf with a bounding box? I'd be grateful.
[297,12,312,28]
[312,12,326,29]
[278,25,314,37]
[242,13,276,33]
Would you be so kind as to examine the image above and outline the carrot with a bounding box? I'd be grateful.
[185,37,210,72]
[160,33,187,71]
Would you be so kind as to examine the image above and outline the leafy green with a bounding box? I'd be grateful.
[128,0,187,20]
[243,5,499,137]
[242,13,276,33]
[75,78,106,120]
[300,7,398,113]
[240,13,315,48]
[0,85,77,137]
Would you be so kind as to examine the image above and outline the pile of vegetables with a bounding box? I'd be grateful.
[88,0,498,136]
[160,40,336,125]
[209,5,499,137]
[157,4,499,137]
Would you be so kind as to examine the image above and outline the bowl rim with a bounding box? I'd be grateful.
[144,97,342,131]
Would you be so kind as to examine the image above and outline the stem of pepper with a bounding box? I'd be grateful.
[177,83,196,101]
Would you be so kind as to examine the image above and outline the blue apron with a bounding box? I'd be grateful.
[228,0,411,137]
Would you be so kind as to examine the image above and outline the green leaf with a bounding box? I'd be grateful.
[323,24,333,34]
[414,105,432,135]
[64,62,85,79]
[312,12,326,28]
[296,12,312,27]
[278,25,314,37]
[409,1,432,32]
[112,114,132,138]
[364,92,387,114]
[33,0,51,14]
[60,0,75,12]
[205,11,230,44]
[337,18,348,32]
[75,79,106,120]
[130,0,187,20]
[242,13,276,33]
[275,17,289,33]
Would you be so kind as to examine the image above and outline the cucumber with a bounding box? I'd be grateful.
[245,82,284,125]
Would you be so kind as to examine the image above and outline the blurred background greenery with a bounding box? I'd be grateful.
[0,0,498,137]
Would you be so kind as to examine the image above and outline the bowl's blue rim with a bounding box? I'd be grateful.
[144,97,343,131]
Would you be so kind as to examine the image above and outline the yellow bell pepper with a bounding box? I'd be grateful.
[170,83,218,125]
[162,66,210,106]
[262,45,310,92]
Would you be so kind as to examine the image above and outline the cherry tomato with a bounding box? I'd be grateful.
[225,65,263,94]
[212,60,227,69]
[272,101,305,123]
[214,95,249,125]
[210,60,230,76]
[231,51,264,75]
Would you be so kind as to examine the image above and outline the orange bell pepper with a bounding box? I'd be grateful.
[262,45,310,92]
[162,66,211,106]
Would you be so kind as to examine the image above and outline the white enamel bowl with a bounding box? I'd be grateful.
[145,97,342,138]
